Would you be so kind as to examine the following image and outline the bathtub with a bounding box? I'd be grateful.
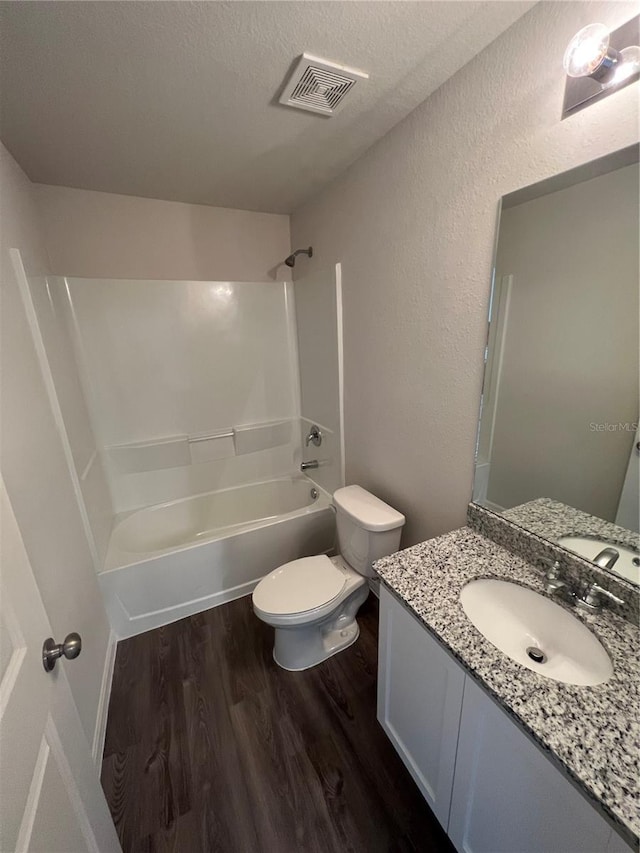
[99,476,335,638]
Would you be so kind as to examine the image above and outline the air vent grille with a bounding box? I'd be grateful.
[279,53,368,116]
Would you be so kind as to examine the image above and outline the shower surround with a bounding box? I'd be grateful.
[44,270,343,637]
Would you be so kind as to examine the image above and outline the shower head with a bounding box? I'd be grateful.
[284,246,313,268]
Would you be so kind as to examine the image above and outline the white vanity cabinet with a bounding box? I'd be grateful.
[377,586,465,827]
[377,586,634,853]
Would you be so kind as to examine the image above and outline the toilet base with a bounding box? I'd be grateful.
[274,621,360,671]
[271,584,369,671]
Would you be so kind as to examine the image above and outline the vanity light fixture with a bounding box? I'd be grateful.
[564,23,640,85]
[561,15,640,118]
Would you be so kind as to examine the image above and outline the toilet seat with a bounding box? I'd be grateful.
[253,555,347,617]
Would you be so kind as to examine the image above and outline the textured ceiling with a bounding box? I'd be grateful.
[0,1,535,213]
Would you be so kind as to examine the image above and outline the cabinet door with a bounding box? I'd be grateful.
[377,586,465,829]
[449,674,613,853]
[606,828,638,852]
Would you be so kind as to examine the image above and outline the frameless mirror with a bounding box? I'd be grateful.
[473,145,640,587]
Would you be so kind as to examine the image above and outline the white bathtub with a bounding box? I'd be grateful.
[99,477,335,638]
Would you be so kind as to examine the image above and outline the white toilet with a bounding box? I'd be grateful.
[252,485,405,671]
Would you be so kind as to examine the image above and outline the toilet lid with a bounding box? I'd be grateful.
[253,555,346,615]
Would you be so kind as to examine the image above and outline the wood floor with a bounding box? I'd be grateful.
[101,594,456,853]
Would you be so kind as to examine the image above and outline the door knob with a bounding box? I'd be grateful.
[42,632,82,672]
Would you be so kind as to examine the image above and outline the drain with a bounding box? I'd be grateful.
[526,646,547,664]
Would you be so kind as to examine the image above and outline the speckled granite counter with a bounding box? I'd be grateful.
[374,527,640,845]
[503,498,640,553]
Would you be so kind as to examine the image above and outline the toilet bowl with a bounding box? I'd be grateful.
[252,485,405,671]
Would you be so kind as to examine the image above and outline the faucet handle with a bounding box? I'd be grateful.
[305,425,322,447]
[577,582,625,611]
[539,558,562,577]
[539,559,574,597]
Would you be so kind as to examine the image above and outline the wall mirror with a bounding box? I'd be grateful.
[473,144,640,587]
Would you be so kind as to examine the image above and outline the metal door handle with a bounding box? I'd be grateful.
[42,633,82,672]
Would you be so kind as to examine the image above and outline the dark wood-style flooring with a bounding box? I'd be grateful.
[101,594,456,853]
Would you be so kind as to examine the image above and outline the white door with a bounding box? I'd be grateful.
[473,273,512,509]
[377,586,465,830]
[448,674,613,853]
[0,477,120,853]
[615,426,639,532]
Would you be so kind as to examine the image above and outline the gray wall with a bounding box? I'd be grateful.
[489,163,639,520]
[291,1,640,546]
[35,183,291,282]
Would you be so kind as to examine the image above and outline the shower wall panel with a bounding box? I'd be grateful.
[63,278,301,512]
[294,264,344,494]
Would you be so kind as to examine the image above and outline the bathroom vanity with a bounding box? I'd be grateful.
[396,144,640,852]
[375,527,639,853]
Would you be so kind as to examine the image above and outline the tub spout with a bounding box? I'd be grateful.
[301,460,319,471]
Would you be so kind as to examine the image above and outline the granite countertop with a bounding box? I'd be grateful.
[374,527,640,844]
[503,497,640,553]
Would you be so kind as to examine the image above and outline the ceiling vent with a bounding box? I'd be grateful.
[279,53,368,116]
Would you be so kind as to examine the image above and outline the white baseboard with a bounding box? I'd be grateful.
[91,630,117,767]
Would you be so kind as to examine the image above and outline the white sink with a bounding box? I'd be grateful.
[460,579,613,686]
[557,535,639,586]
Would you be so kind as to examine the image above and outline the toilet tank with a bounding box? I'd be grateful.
[333,485,405,578]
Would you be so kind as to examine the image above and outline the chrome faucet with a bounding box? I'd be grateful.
[592,547,620,570]
[305,425,322,447]
[300,460,319,471]
[540,559,625,613]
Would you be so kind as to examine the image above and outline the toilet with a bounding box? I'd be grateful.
[252,485,405,671]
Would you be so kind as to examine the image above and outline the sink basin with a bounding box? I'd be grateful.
[557,535,639,586]
[460,579,613,686]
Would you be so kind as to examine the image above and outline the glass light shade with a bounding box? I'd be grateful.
[610,45,640,84]
[563,23,610,77]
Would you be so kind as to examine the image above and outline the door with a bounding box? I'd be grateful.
[473,273,512,510]
[377,586,465,830]
[448,674,613,853]
[0,477,120,852]
[615,425,639,533]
